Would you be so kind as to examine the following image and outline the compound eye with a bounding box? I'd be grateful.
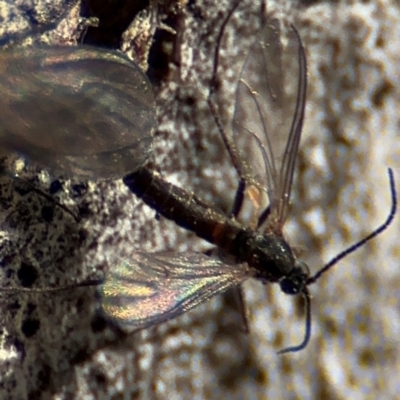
[279,261,310,295]
[280,278,299,295]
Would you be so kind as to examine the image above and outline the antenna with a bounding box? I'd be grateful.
[308,168,397,285]
[278,168,397,354]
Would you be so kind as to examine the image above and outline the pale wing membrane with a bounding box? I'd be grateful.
[0,46,156,178]
[101,252,250,329]
[277,27,307,225]
[232,19,306,230]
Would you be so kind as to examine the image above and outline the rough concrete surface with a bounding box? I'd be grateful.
[0,0,399,399]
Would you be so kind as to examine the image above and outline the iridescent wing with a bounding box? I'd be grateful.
[100,252,250,329]
[232,18,307,232]
[0,45,156,179]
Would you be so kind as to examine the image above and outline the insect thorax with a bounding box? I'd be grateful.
[233,230,296,283]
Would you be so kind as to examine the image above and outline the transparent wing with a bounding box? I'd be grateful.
[232,19,307,232]
[0,45,156,179]
[100,252,249,329]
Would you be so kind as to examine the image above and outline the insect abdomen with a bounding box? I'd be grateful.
[123,168,243,251]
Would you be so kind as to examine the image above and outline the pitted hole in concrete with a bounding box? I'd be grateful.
[17,262,38,288]
[371,79,395,109]
[49,179,63,195]
[21,317,40,338]
[71,183,88,198]
[90,314,108,334]
[41,205,54,223]
[36,363,52,392]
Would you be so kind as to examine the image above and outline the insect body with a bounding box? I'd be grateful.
[1,7,396,354]
[110,12,397,353]
[0,45,156,179]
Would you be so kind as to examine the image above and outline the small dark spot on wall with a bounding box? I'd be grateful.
[1,254,15,269]
[78,202,91,219]
[75,296,84,311]
[71,183,88,198]
[91,314,107,333]
[321,315,339,337]
[49,179,63,194]
[32,249,45,263]
[280,355,293,375]
[28,390,41,400]
[13,185,31,196]
[358,347,376,366]
[41,205,54,222]
[78,228,89,242]
[70,348,91,364]
[21,317,40,338]
[8,300,22,313]
[183,95,196,107]
[17,263,38,287]
[318,63,328,78]
[272,330,284,349]
[92,369,107,387]
[372,80,394,108]
[36,363,52,391]
[254,367,269,386]
[375,33,385,48]
[26,302,37,314]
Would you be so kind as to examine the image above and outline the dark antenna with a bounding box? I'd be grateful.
[308,168,397,285]
[277,288,311,354]
[278,168,397,354]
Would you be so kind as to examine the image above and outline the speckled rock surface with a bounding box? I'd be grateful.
[0,0,399,399]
